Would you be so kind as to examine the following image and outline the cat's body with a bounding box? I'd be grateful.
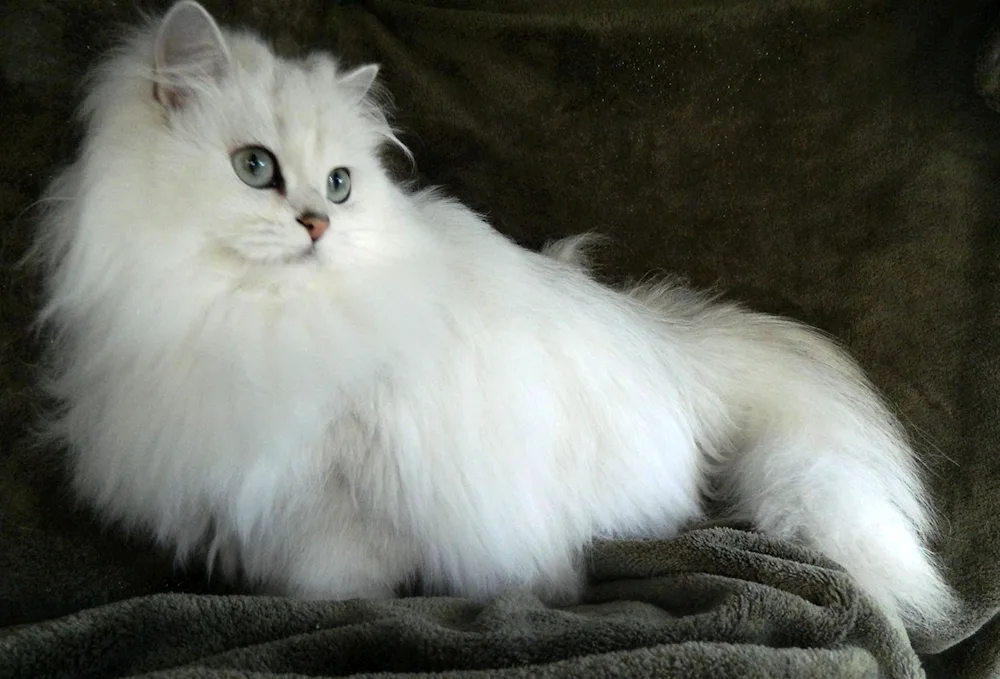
[36,0,956,640]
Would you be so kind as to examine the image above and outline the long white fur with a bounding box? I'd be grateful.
[35,0,956,640]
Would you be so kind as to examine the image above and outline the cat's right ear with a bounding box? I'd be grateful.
[153,1,231,110]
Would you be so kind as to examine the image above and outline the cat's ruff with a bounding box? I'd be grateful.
[35,0,957,642]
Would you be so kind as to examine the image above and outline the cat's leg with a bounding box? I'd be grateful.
[206,531,244,585]
[528,561,587,605]
[283,576,397,601]
[271,524,416,602]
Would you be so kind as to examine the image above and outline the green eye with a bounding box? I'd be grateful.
[327,167,351,204]
[231,146,279,189]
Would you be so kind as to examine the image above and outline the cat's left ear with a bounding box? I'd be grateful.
[339,64,380,102]
[153,1,232,110]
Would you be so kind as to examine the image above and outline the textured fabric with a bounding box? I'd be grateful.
[1,530,920,679]
[2,0,1000,677]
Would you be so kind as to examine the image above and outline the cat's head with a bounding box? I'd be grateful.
[81,1,408,270]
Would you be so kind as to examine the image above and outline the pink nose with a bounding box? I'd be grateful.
[297,213,329,242]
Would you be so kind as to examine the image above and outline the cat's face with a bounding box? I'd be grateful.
[139,2,401,268]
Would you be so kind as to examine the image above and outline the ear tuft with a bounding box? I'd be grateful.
[153,1,231,109]
[339,64,380,102]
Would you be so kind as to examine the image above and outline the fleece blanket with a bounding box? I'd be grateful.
[3,0,1000,677]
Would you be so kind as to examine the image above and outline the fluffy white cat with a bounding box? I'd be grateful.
[35,0,956,641]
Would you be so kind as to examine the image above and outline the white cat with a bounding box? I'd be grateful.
[35,0,956,641]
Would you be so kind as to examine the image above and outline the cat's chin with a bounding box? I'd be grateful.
[215,244,319,267]
[271,246,318,266]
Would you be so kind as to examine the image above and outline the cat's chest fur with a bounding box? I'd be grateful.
[69,258,703,598]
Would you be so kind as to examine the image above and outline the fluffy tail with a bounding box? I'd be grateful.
[546,235,958,643]
[703,310,958,643]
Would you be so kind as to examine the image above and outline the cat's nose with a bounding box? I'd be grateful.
[297,212,329,242]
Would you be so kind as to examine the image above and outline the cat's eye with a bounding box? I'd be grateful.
[231,146,280,189]
[327,167,352,204]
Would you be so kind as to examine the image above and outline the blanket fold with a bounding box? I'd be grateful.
[1,529,922,679]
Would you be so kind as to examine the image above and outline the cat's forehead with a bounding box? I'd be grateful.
[227,35,344,106]
[220,34,370,154]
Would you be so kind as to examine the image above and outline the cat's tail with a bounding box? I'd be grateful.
[685,303,959,647]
